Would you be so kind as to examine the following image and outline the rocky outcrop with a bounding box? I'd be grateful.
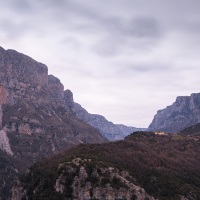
[0,130,13,156]
[148,93,200,133]
[64,89,146,140]
[10,181,25,200]
[55,162,155,200]
[12,158,155,200]
[0,85,7,104]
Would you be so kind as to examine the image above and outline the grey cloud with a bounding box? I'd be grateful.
[1,0,163,53]
[36,0,101,25]
[114,63,174,79]
[29,0,163,45]
[60,37,82,50]
[124,64,171,73]
[92,36,125,57]
[10,0,32,13]
[127,17,161,38]
[0,19,31,40]
[0,0,34,14]
[101,16,162,39]
[91,16,163,57]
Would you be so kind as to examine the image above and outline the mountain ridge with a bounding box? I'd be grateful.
[64,89,146,140]
[0,46,106,198]
[148,92,200,133]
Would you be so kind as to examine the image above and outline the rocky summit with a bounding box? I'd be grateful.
[0,47,106,198]
[148,93,200,133]
[64,89,146,141]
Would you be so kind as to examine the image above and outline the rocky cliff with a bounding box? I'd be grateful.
[148,93,200,133]
[0,46,106,198]
[64,89,146,140]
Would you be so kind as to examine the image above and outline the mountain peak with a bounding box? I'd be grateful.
[64,89,74,105]
[149,92,200,133]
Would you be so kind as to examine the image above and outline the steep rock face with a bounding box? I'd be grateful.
[148,93,200,133]
[0,47,106,158]
[0,48,48,106]
[64,89,146,140]
[0,47,106,198]
[48,75,67,109]
[2,103,105,170]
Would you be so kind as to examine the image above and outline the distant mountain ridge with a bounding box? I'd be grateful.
[149,93,200,133]
[64,89,146,140]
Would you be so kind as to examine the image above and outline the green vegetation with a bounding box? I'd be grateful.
[18,131,200,200]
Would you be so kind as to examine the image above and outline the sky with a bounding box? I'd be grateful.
[0,0,200,128]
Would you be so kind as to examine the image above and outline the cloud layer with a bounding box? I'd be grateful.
[1,0,200,127]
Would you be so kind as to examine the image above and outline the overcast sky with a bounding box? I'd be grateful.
[1,0,200,128]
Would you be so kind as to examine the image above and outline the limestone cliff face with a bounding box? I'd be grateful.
[64,89,146,140]
[0,47,106,156]
[0,47,48,106]
[0,48,70,109]
[148,93,200,133]
[0,46,106,198]
[48,75,68,109]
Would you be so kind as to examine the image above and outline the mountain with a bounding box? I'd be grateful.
[0,47,106,198]
[179,122,200,136]
[148,93,200,133]
[10,131,200,200]
[64,89,146,140]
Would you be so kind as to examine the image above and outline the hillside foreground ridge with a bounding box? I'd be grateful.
[10,131,200,200]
